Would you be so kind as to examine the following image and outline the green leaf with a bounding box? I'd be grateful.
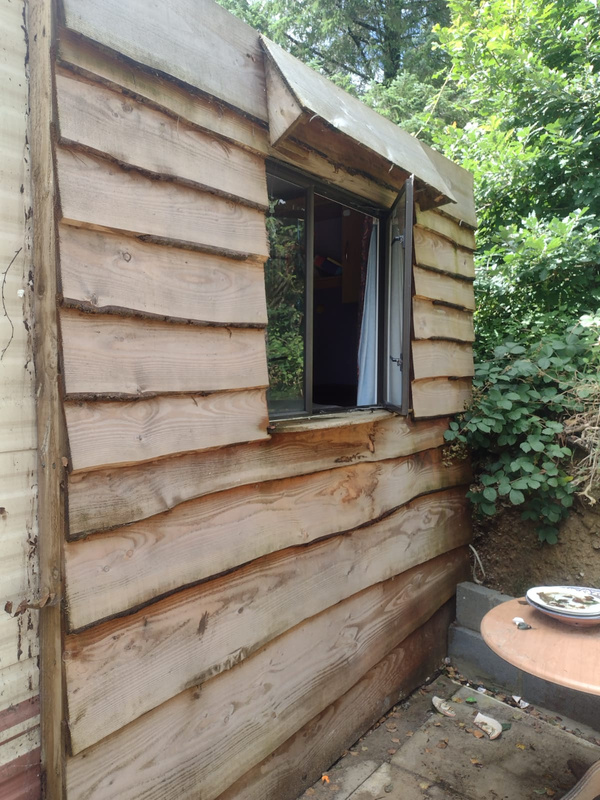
[509,489,525,505]
[483,487,498,502]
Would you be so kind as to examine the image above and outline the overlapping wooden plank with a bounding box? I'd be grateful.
[59,226,268,325]
[413,265,475,310]
[0,746,41,800]
[412,341,474,380]
[64,389,269,473]
[64,448,469,629]
[217,601,455,800]
[413,298,475,342]
[414,226,475,279]
[56,72,268,209]
[65,487,470,752]
[416,206,476,251]
[412,378,473,419]
[61,0,268,121]
[57,31,271,155]
[65,549,469,800]
[67,413,450,535]
[59,310,268,398]
[56,148,269,258]
[56,35,397,207]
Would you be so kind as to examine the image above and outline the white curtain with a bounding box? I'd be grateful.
[357,224,378,405]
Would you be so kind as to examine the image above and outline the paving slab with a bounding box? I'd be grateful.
[389,687,600,800]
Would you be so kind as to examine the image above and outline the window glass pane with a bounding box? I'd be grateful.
[265,175,306,415]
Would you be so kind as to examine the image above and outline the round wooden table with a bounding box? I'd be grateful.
[481,598,600,799]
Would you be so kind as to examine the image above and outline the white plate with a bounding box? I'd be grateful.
[526,586,600,616]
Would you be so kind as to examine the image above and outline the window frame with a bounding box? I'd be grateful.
[265,160,413,421]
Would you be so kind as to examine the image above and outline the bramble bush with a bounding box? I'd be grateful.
[445,320,600,543]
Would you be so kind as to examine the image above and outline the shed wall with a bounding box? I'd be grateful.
[0,1,41,797]
[34,2,475,797]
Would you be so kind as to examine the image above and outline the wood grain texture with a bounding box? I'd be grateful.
[56,148,269,258]
[57,31,271,155]
[67,413,450,535]
[412,340,474,380]
[56,36,397,208]
[59,226,268,325]
[413,265,475,311]
[64,389,270,473]
[61,0,268,121]
[413,298,475,343]
[416,206,476,251]
[59,309,269,397]
[56,71,268,209]
[216,601,455,800]
[264,54,304,147]
[414,226,475,279]
[64,448,470,629]
[64,488,470,752]
[26,0,65,796]
[65,549,469,800]
[412,378,473,419]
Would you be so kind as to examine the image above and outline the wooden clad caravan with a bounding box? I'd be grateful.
[0,0,476,797]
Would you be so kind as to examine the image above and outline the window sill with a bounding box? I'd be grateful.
[268,407,393,434]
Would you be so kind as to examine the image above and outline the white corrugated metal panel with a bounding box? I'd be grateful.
[0,0,40,785]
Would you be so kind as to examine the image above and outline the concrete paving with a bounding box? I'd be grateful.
[300,673,600,800]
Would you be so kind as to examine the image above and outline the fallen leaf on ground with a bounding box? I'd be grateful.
[437,740,448,749]
[472,730,485,739]
[516,743,527,750]
[329,785,340,792]
[391,737,400,743]
[406,731,414,737]
[361,746,368,751]
[304,789,315,796]
[386,722,398,732]
[470,758,483,767]
[322,774,330,784]
[387,748,397,755]
[465,697,478,704]
[419,782,431,790]
[452,697,463,703]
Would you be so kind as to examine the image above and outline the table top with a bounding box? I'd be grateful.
[481,597,600,696]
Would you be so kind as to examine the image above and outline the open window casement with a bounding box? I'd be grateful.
[384,176,414,415]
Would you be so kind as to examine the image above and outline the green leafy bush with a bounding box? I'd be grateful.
[445,321,600,543]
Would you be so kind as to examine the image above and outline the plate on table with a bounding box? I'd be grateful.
[526,586,600,616]
[526,602,600,627]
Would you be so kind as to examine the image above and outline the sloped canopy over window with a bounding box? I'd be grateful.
[260,37,457,212]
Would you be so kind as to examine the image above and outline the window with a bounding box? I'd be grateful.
[265,163,413,419]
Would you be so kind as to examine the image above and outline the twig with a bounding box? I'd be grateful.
[1,247,22,361]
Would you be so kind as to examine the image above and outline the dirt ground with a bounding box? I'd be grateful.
[472,496,600,597]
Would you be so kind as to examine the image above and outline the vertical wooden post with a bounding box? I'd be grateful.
[27,0,66,796]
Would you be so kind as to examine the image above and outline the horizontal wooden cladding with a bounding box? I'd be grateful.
[412,378,473,419]
[67,413,449,536]
[217,601,455,800]
[0,747,41,800]
[57,31,271,156]
[61,0,268,122]
[56,36,398,209]
[65,548,469,800]
[59,309,268,398]
[56,148,269,259]
[64,389,269,473]
[416,206,476,251]
[65,487,470,753]
[55,71,268,209]
[414,225,475,279]
[412,341,474,381]
[413,266,475,311]
[413,298,475,343]
[64,447,469,630]
[59,226,268,325]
